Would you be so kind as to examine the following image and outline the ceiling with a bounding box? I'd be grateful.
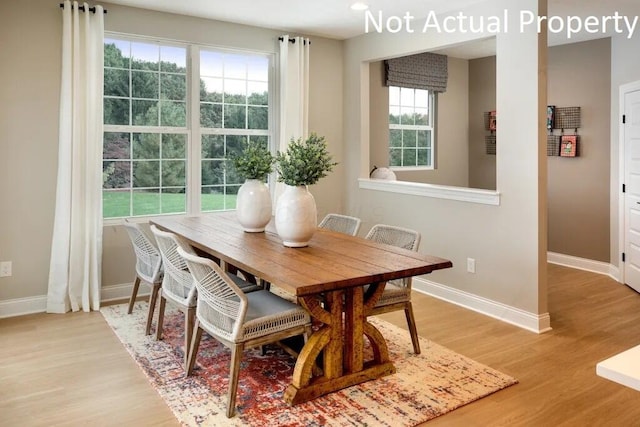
[106,0,640,58]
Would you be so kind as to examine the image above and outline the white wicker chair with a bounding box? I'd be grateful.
[150,225,199,369]
[150,225,261,368]
[318,213,362,236]
[123,219,163,336]
[178,248,312,418]
[365,224,422,354]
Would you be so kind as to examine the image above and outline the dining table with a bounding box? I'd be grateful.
[151,212,453,405]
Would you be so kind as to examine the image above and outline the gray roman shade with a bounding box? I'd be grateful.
[385,52,448,93]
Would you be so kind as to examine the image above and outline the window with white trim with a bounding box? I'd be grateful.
[388,86,434,169]
[102,36,272,219]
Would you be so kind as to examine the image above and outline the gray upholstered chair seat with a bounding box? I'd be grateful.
[229,274,261,293]
[180,248,312,418]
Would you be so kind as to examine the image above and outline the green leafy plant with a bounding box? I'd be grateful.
[230,140,274,181]
[275,132,338,186]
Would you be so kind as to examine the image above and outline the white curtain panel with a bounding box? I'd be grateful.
[47,1,104,313]
[278,35,310,150]
[275,35,310,201]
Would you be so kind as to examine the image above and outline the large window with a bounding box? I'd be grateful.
[102,36,272,219]
[388,86,434,169]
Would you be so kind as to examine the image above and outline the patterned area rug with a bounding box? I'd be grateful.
[101,302,517,426]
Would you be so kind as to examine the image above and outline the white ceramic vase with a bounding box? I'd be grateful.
[275,185,317,247]
[236,179,272,232]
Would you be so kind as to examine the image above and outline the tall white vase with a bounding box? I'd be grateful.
[275,185,317,247]
[236,179,272,232]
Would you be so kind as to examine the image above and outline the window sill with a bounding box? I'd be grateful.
[358,178,500,205]
[389,166,434,172]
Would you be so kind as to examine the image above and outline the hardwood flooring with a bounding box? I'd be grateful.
[2,263,640,426]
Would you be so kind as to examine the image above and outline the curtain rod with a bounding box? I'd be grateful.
[59,3,107,14]
[278,36,311,45]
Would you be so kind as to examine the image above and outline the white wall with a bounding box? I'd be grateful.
[343,0,549,330]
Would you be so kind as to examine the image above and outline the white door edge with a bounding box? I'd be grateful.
[618,81,640,289]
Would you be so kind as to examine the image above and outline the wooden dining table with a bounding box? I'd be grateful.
[151,212,452,405]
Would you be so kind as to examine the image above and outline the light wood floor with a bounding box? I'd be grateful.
[2,263,640,426]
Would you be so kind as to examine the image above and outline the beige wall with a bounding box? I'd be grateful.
[3,0,635,322]
[344,0,549,321]
[547,38,611,262]
[368,37,613,265]
[0,0,344,305]
[0,0,61,302]
[466,38,611,261]
[369,61,388,171]
[368,58,469,186]
[468,56,497,190]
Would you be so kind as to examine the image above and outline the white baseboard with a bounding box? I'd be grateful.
[101,282,150,303]
[547,252,620,282]
[0,255,620,322]
[413,277,552,334]
[0,282,145,319]
[0,295,48,319]
[412,252,623,333]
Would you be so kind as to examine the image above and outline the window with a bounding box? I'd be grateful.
[199,50,270,212]
[388,86,434,169]
[102,36,272,219]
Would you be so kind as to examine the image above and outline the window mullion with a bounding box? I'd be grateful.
[189,45,202,214]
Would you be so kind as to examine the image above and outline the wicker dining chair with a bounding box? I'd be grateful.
[365,224,422,354]
[150,225,199,369]
[150,225,262,367]
[318,213,362,236]
[178,247,312,418]
[123,219,163,336]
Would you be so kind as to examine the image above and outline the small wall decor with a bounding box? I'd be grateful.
[547,105,581,157]
[560,135,578,157]
[488,110,497,131]
[547,134,560,156]
[547,105,555,130]
[485,135,496,155]
[484,110,497,156]
[554,106,581,130]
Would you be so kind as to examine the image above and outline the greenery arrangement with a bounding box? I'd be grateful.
[230,141,275,181]
[275,132,337,186]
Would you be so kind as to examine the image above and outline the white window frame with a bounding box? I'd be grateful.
[102,33,275,224]
[388,86,435,171]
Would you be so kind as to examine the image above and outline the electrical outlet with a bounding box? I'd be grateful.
[467,258,475,273]
[0,261,12,277]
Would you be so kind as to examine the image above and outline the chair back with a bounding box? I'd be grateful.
[178,247,248,343]
[150,225,197,306]
[365,224,420,251]
[123,219,163,283]
[365,224,421,288]
[318,213,362,236]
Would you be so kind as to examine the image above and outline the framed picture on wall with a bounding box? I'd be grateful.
[560,135,578,157]
[488,110,497,131]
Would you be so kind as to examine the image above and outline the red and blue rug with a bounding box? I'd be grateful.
[101,302,517,426]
